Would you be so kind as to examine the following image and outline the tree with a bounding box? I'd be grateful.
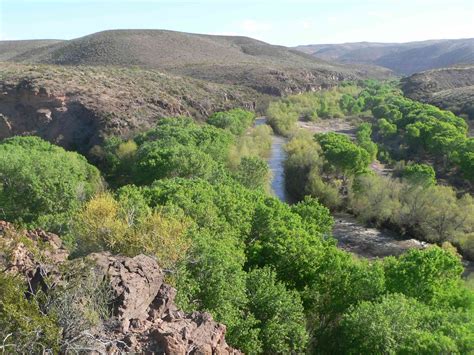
[133,143,221,185]
[291,196,334,236]
[0,136,103,230]
[207,109,255,136]
[377,118,397,136]
[383,247,468,307]
[356,123,378,161]
[246,267,308,353]
[339,293,473,354]
[402,163,436,186]
[233,156,270,190]
[316,132,371,178]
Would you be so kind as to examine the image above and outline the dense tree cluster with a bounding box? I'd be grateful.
[364,82,473,184]
[0,136,103,231]
[1,108,473,353]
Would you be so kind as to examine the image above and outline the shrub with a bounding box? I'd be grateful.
[0,273,60,353]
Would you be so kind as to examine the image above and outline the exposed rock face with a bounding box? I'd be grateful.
[0,220,69,294]
[0,222,242,354]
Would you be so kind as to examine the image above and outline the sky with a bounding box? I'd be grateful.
[1,0,473,46]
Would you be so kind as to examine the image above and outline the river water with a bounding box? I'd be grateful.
[257,117,473,277]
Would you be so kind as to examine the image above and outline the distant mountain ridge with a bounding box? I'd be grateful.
[295,38,474,75]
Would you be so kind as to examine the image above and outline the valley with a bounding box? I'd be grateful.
[0,18,473,355]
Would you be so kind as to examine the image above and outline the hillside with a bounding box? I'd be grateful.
[0,62,259,151]
[0,39,64,61]
[295,38,474,75]
[3,29,391,95]
[401,65,474,119]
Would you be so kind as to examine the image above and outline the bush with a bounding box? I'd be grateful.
[71,192,191,272]
[0,273,60,353]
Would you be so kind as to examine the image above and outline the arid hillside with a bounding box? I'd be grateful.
[2,29,391,95]
[401,65,474,119]
[0,63,259,151]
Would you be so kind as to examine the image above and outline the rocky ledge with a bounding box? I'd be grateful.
[0,221,242,354]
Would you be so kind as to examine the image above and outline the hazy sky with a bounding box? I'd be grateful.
[1,0,473,45]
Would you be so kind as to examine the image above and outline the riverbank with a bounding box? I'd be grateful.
[257,116,473,279]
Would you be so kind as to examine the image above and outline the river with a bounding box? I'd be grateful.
[257,117,473,277]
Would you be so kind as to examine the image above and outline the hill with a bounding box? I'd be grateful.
[3,29,391,95]
[0,62,259,151]
[0,39,64,61]
[295,38,474,75]
[401,65,474,119]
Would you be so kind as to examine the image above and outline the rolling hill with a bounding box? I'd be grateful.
[0,39,64,61]
[295,38,474,75]
[1,29,391,95]
[0,30,393,152]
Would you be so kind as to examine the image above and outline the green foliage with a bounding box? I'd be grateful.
[366,85,472,183]
[0,136,103,231]
[317,132,371,177]
[356,122,378,161]
[377,117,397,136]
[233,156,270,190]
[207,108,255,135]
[266,85,365,135]
[291,196,334,236]
[384,247,469,307]
[402,162,436,186]
[340,293,474,354]
[133,143,221,184]
[246,267,308,353]
[0,273,60,353]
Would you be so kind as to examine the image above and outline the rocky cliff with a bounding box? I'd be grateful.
[0,221,241,354]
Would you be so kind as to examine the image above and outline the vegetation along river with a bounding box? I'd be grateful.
[256,117,474,278]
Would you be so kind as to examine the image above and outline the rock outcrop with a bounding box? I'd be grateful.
[0,222,242,354]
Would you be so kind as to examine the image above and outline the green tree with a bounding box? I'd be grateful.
[233,156,270,190]
[340,293,473,354]
[0,136,103,230]
[402,162,436,186]
[317,132,371,178]
[207,109,255,136]
[246,267,308,354]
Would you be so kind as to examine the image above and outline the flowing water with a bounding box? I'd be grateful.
[257,117,473,277]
